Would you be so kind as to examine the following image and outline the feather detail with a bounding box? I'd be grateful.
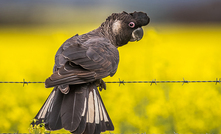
[45,36,119,89]
[31,87,63,130]
[72,97,88,134]
[58,84,70,94]
[45,88,63,130]
[32,82,114,134]
[84,86,96,134]
[45,71,96,88]
[94,86,114,130]
[70,83,114,134]
[60,84,88,132]
[80,83,114,134]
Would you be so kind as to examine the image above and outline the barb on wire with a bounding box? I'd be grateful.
[182,78,189,85]
[118,78,125,86]
[216,78,221,85]
[0,78,220,87]
[150,79,157,86]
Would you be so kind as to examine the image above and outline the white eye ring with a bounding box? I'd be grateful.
[128,22,135,28]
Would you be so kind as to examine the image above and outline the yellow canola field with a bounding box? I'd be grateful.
[0,24,221,133]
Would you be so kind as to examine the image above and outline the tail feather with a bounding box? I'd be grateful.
[45,87,63,130]
[61,84,88,131]
[81,84,114,134]
[31,87,63,130]
[31,83,114,134]
[84,86,96,133]
[72,114,87,134]
[95,85,114,130]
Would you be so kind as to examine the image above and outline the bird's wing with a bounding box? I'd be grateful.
[45,37,119,88]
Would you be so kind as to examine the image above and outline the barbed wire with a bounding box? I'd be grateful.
[107,78,221,86]
[0,78,220,87]
[0,79,44,87]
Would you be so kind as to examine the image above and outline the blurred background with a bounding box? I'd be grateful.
[1,0,221,25]
[0,0,221,133]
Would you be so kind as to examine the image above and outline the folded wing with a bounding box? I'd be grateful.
[45,37,119,88]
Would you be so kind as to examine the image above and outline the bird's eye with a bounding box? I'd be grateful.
[128,22,135,28]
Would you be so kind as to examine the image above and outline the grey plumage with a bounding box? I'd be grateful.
[31,11,149,133]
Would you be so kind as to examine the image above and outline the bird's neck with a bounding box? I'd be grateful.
[99,24,118,48]
[79,26,118,48]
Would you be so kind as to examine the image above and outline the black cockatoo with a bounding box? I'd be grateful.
[31,11,150,134]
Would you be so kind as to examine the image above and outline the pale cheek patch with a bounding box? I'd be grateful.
[112,20,121,34]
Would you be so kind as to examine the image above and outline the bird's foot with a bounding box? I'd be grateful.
[95,79,106,91]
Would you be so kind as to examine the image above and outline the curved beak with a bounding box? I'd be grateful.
[130,27,144,42]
